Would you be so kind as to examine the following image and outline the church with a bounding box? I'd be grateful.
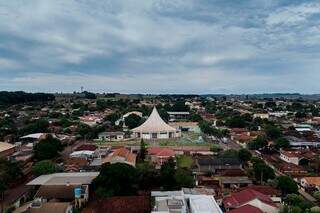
[132,107,181,139]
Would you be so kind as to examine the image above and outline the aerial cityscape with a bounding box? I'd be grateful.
[1,1,320,213]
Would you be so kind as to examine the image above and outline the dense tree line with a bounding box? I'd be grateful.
[0,91,55,105]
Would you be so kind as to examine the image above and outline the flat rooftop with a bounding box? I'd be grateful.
[27,172,99,186]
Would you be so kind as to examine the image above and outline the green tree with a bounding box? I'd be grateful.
[139,139,147,162]
[76,123,92,138]
[248,135,268,150]
[0,159,22,195]
[219,149,239,159]
[191,114,203,122]
[277,176,298,195]
[285,194,304,206]
[265,125,282,140]
[314,191,320,200]
[175,168,194,188]
[93,163,139,197]
[125,114,142,129]
[160,158,176,190]
[34,135,63,161]
[275,137,290,149]
[32,160,56,177]
[311,206,320,213]
[19,119,49,136]
[238,148,252,162]
[225,116,246,128]
[136,162,158,190]
[253,162,275,183]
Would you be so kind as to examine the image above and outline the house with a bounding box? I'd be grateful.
[70,150,95,159]
[26,172,98,209]
[253,113,269,119]
[0,142,16,159]
[20,133,47,144]
[132,107,181,139]
[64,157,88,172]
[193,157,242,175]
[277,162,308,177]
[151,190,223,213]
[219,176,252,190]
[223,189,279,213]
[295,124,312,132]
[75,144,97,152]
[280,150,315,166]
[98,131,125,141]
[286,136,320,148]
[227,204,263,213]
[167,111,190,121]
[79,115,103,127]
[301,177,320,190]
[102,148,136,167]
[169,122,200,133]
[147,147,175,168]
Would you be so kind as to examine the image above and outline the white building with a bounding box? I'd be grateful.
[132,107,181,140]
[151,190,222,213]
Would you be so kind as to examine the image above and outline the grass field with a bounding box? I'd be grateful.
[93,132,211,147]
[176,155,194,168]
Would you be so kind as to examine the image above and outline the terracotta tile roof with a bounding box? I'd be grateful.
[102,148,136,166]
[239,186,280,196]
[75,144,97,151]
[223,189,276,209]
[227,204,262,213]
[147,147,175,157]
[303,177,320,186]
[83,196,150,213]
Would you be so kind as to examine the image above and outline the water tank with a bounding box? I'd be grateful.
[74,188,82,198]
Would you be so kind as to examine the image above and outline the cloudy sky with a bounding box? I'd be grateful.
[0,0,320,94]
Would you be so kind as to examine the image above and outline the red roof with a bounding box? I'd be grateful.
[223,189,276,209]
[147,147,175,157]
[83,196,150,213]
[75,144,97,151]
[239,186,280,196]
[228,205,262,213]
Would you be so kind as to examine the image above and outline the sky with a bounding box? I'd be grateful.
[0,0,320,94]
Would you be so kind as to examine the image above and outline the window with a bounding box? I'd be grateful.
[152,133,157,139]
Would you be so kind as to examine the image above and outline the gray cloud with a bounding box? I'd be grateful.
[0,0,319,93]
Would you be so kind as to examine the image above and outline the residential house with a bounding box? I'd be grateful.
[98,131,125,141]
[102,148,136,167]
[167,111,190,121]
[0,142,16,159]
[193,157,242,175]
[228,205,263,213]
[280,150,315,166]
[223,189,279,213]
[26,172,99,209]
[79,115,103,127]
[147,147,175,168]
[301,177,320,191]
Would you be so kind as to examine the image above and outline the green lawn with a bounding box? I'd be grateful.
[176,155,194,168]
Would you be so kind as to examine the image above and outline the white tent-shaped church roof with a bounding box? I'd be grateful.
[132,107,176,133]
